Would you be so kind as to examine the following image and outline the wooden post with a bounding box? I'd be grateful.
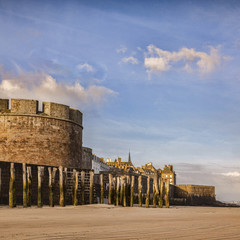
[48,167,57,207]
[38,166,44,208]
[108,173,112,205]
[130,175,134,207]
[48,167,52,207]
[22,163,27,208]
[116,176,120,206]
[100,173,104,204]
[155,173,159,207]
[89,170,94,204]
[81,170,85,205]
[159,177,163,208]
[146,176,150,208]
[0,168,1,198]
[27,166,32,207]
[120,176,124,205]
[123,176,126,207]
[64,168,68,205]
[59,166,65,207]
[73,169,79,206]
[112,177,116,205]
[126,175,131,206]
[153,172,158,208]
[138,175,142,207]
[9,163,16,208]
[165,178,170,208]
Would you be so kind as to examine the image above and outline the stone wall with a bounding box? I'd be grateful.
[0,98,86,169]
[174,184,216,205]
[0,161,95,206]
[0,99,9,111]
[82,147,93,170]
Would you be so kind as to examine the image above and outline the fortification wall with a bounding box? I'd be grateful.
[174,184,216,205]
[82,147,93,170]
[0,98,84,168]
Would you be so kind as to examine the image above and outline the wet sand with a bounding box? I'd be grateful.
[1,204,240,239]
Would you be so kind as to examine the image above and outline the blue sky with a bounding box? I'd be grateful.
[1,0,240,200]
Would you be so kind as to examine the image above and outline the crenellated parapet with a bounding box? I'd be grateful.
[0,98,82,126]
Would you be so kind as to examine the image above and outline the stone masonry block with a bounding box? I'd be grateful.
[11,99,38,114]
[43,102,69,120]
[0,99,9,111]
[69,108,82,125]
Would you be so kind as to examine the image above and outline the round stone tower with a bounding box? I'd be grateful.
[0,98,83,168]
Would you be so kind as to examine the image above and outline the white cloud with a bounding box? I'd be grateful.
[145,57,170,72]
[221,172,240,177]
[0,70,117,110]
[77,63,95,72]
[116,46,127,54]
[144,45,224,75]
[120,56,139,65]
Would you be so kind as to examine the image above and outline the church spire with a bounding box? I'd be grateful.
[128,151,131,163]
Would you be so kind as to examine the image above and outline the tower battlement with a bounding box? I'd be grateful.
[0,98,82,126]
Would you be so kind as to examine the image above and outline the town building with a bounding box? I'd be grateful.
[106,152,134,171]
[160,165,176,185]
[92,154,110,174]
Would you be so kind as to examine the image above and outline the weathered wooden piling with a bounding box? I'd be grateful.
[123,176,127,207]
[138,175,142,207]
[0,169,1,198]
[73,169,79,206]
[48,167,57,207]
[120,176,124,205]
[27,166,32,207]
[22,163,27,208]
[100,173,104,204]
[116,176,120,206]
[9,163,16,208]
[89,170,94,204]
[81,170,85,205]
[130,175,134,207]
[146,176,150,208]
[37,166,44,208]
[59,166,65,207]
[64,168,68,205]
[165,179,170,208]
[126,175,131,206]
[153,172,158,208]
[158,177,163,208]
[112,177,116,205]
[108,173,112,205]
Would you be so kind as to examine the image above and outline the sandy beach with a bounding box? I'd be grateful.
[1,204,240,240]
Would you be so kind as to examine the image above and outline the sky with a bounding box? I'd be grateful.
[0,0,240,201]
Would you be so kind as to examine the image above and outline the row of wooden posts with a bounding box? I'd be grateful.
[8,163,94,208]
[8,163,170,208]
[100,173,170,208]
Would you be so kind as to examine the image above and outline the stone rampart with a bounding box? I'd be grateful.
[0,98,84,168]
[82,147,93,170]
[174,184,216,205]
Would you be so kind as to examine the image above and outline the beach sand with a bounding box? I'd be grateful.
[1,204,240,239]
